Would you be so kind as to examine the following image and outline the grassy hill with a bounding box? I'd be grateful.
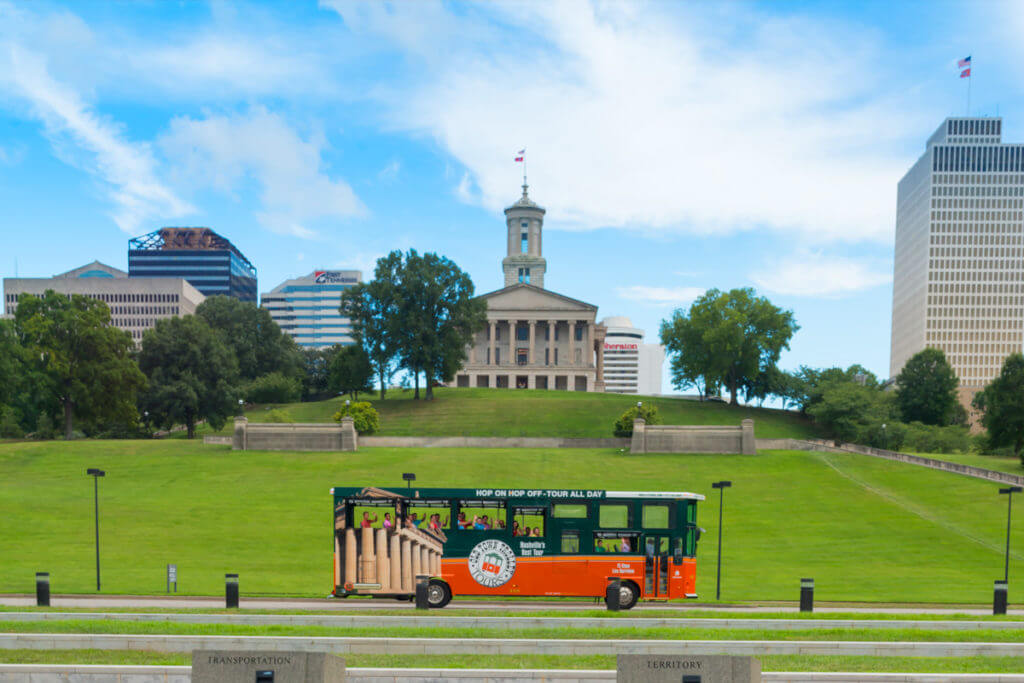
[1,439,1019,603]
[225,387,818,439]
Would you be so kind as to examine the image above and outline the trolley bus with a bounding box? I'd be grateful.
[331,485,704,609]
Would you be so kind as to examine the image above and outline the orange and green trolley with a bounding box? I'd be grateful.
[331,485,704,609]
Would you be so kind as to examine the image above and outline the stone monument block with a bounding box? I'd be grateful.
[617,655,760,683]
[192,650,345,683]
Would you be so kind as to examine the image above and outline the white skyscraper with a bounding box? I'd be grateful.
[890,117,1024,414]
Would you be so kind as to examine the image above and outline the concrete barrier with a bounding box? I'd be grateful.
[2,633,1022,657]
[232,417,357,452]
[360,436,628,449]
[2,667,1024,683]
[631,418,755,454]
[6,612,1023,631]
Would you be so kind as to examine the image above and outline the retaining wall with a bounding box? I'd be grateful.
[231,417,357,452]
[360,436,627,448]
[631,418,755,454]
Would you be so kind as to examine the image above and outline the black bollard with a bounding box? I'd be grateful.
[415,574,430,610]
[35,572,50,607]
[800,578,814,613]
[225,573,239,609]
[994,580,1008,615]
[606,577,621,611]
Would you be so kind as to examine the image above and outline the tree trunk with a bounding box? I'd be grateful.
[187,419,195,439]
[425,370,434,400]
[729,379,738,405]
[63,398,73,440]
[413,369,420,400]
[379,368,387,401]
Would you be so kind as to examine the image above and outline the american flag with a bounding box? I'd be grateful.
[958,56,971,68]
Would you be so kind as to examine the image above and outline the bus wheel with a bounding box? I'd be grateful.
[609,581,639,610]
[427,579,452,608]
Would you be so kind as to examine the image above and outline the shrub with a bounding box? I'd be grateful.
[34,413,56,440]
[903,422,971,454]
[614,404,661,437]
[858,421,907,451]
[245,372,302,404]
[333,401,380,434]
[264,409,294,423]
[0,406,24,439]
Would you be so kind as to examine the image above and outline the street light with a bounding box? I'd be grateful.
[237,398,244,416]
[403,473,416,489]
[999,486,1022,582]
[711,480,732,600]
[86,469,105,591]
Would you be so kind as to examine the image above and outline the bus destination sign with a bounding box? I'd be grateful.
[474,489,605,499]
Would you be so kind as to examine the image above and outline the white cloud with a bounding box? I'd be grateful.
[752,252,892,297]
[331,1,929,244]
[5,46,192,232]
[159,107,364,239]
[616,285,706,306]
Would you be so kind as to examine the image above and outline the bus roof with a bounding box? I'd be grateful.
[330,486,705,502]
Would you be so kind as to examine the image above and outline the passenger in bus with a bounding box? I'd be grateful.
[497,519,506,530]
[620,536,631,552]
[532,526,541,537]
[410,513,423,528]
[382,512,393,530]
[511,521,521,536]
[595,538,606,552]
[457,512,470,529]
[361,511,378,528]
[481,515,492,530]
[473,515,486,530]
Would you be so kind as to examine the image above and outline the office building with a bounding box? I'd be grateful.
[3,260,205,342]
[600,316,665,395]
[260,270,361,349]
[128,227,257,302]
[890,116,1024,416]
[455,183,607,391]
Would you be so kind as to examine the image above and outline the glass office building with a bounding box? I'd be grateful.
[128,227,257,302]
[260,270,362,348]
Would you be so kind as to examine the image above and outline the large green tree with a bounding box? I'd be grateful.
[659,288,798,405]
[806,380,895,443]
[895,348,962,426]
[328,344,374,400]
[14,291,145,439]
[137,315,239,438]
[340,252,402,400]
[300,347,333,401]
[973,353,1024,462]
[195,295,303,382]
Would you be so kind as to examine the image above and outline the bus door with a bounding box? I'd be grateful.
[642,534,670,598]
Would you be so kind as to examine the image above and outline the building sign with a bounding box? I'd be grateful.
[314,271,359,285]
[604,343,639,351]
[468,539,517,587]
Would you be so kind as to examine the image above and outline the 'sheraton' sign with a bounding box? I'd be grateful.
[604,343,639,350]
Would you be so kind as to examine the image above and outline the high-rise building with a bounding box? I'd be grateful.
[599,316,665,395]
[890,116,1024,414]
[128,227,257,302]
[260,270,361,349]
[3,260,205,343]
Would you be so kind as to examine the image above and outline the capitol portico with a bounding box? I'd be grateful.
[454,184,606,391]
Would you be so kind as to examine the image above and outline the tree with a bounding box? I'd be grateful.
[244,372,301,404]
[806,380,894,443]
[973,353,1024,463]
[328,344,374,400]
[14,291,146,439]
[613,403,661,437]
[195,295,303,382]
[895,348,962,426]
[137,315,239,439]
[790,364,878,413]
[340,253,402,400]
[332,400,380,434]
[660,288,798,405]
[300,348,333,401]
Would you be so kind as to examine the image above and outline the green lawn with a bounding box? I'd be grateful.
[220,387,818,439]
[3,650,1024,673]
[0,440,1020,603]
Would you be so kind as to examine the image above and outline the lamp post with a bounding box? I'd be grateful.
[237,398,244,417]
[403,473,416,489]
[86,469,105,591]
[999,486,1022,582]
[881,423,887,450]
[711,480,732,600]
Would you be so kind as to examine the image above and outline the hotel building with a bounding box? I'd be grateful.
[600,316,665,395]
[128,227,257,303]
[260,270,362,349]
[3,260,205,342]
[890,116,1024,414]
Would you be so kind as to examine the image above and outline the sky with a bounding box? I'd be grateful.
[1,0,1022,395]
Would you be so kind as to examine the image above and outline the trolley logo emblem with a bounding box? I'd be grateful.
[468,539,516,587]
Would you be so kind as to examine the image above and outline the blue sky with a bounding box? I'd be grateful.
[1,1,1021,393]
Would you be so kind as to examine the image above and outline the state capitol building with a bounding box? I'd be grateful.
[453,183,608,391]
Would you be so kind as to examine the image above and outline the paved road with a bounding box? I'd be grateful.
[1,594,1020,615]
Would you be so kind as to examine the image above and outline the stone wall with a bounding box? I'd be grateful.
[231,417,357,452]
[360,436,628,449]
[630,419,756,455]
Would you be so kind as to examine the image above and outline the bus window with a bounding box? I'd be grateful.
[673,537,684,565]
[552,504,587,518]
[407,500,451,532]
[351,504,396,529]
[594,531,637,553]
[642,504,670,528]
[457,500,506,530]
[561,530,580,553]
[512,506,545,537]
[598,504,629,528]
